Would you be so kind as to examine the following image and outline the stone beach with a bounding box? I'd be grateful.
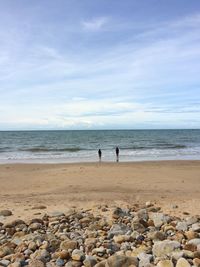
[0,203,200,267]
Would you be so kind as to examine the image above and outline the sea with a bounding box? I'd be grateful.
[0,129,200,163]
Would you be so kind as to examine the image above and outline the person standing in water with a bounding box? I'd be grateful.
[115,146,119,162]
[98,149,102,162]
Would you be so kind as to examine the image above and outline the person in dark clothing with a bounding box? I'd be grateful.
[115,146,119,162]
[98,149,102,162]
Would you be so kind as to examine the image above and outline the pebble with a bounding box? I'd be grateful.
[55,258,65,266]
[71,249,85,261]
[176,258,191,267]
[0,204,198,267]
[176,222,188,232]
[157,260,174,267]
[188,239,200,246]
[0,210,12,216]
[152,240,181,257]
[0,259,10,267]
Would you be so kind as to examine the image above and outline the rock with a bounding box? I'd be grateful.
[0,210,12,216]
[94,260,107,267]
[29,223,43,231]
[71,249,85,261]
[0,244,14,258]
[32,205,47,210]
[186,217,198,226]
[192,223,200,232]
[28,259,45,267]
[188,239,200,246]
[176,258,191,267]
[56,259,65,266]
[185,231,199,240]
[176,222,188,231]
[60,240,78,250]
[131,222,145,233]
[149,213,170,228]
[108,224,130,238]
[28,241,37,251]
[83,256,97,267]
[48,211,65,217]
[182,250,194,259]
[9,263,21,267]
[92,247,106,257]
[152,240,181,257]
[145,201,153,208]
[148,231,165,241]
[138,252,153,267]
[4,219,25,228]
[131,245,150,257]
[104,255,138,267]
[0,260,10,267]
[193,258,200,267]
[65,261,82,267]
[113,234,130,243]
[184,243,197,252]
[57,250,70,260]
[157,260,174,267]
[31,249,51,263]
[137,209,149,221]
[171,251,184,261]
[112,207,126,219]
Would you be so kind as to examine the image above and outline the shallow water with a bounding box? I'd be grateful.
[0,129,200,163]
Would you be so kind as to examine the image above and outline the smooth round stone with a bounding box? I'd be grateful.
[186,217,198,226]
[56,258,65,266]
[28,259,45,267]
[65,260,82,267]
[148,231,165,241]
[106,254,138,267]
[48,211,65,217]
[138,252,153,267]
[0,259,10,267]
[0,210,12,216]
[28,241,37,251]
[192,223,200,232]
[171,251,184,261]
[185,231,199,240]
[113,234,130,243]
[176,222,188,231]
[83,256,97,267]
[184,243,197,252]
[157,260,174,267]
[9,262,21,267]
[176,258,191,267]
[188,239,200,246]
[60,240,78,250]
[29,223,43,231]
[193,258,200,267]
[71,249,85,261]
[57,250,70,260]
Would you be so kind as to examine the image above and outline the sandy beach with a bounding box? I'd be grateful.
[0,160,200,223]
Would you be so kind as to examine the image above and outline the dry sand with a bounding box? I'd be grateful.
[0,160,200,222]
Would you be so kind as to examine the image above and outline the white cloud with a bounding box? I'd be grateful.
[0,11,200,129]
[82,17,108,31]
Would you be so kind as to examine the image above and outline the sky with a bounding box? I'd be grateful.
[0,0,200,130]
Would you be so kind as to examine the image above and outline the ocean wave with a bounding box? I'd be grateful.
[121,144,187,150]
[0,147,11,153]
[19,147,82,153]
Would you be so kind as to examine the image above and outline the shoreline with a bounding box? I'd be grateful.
[1,158,200,165]
[0,160,200,224]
